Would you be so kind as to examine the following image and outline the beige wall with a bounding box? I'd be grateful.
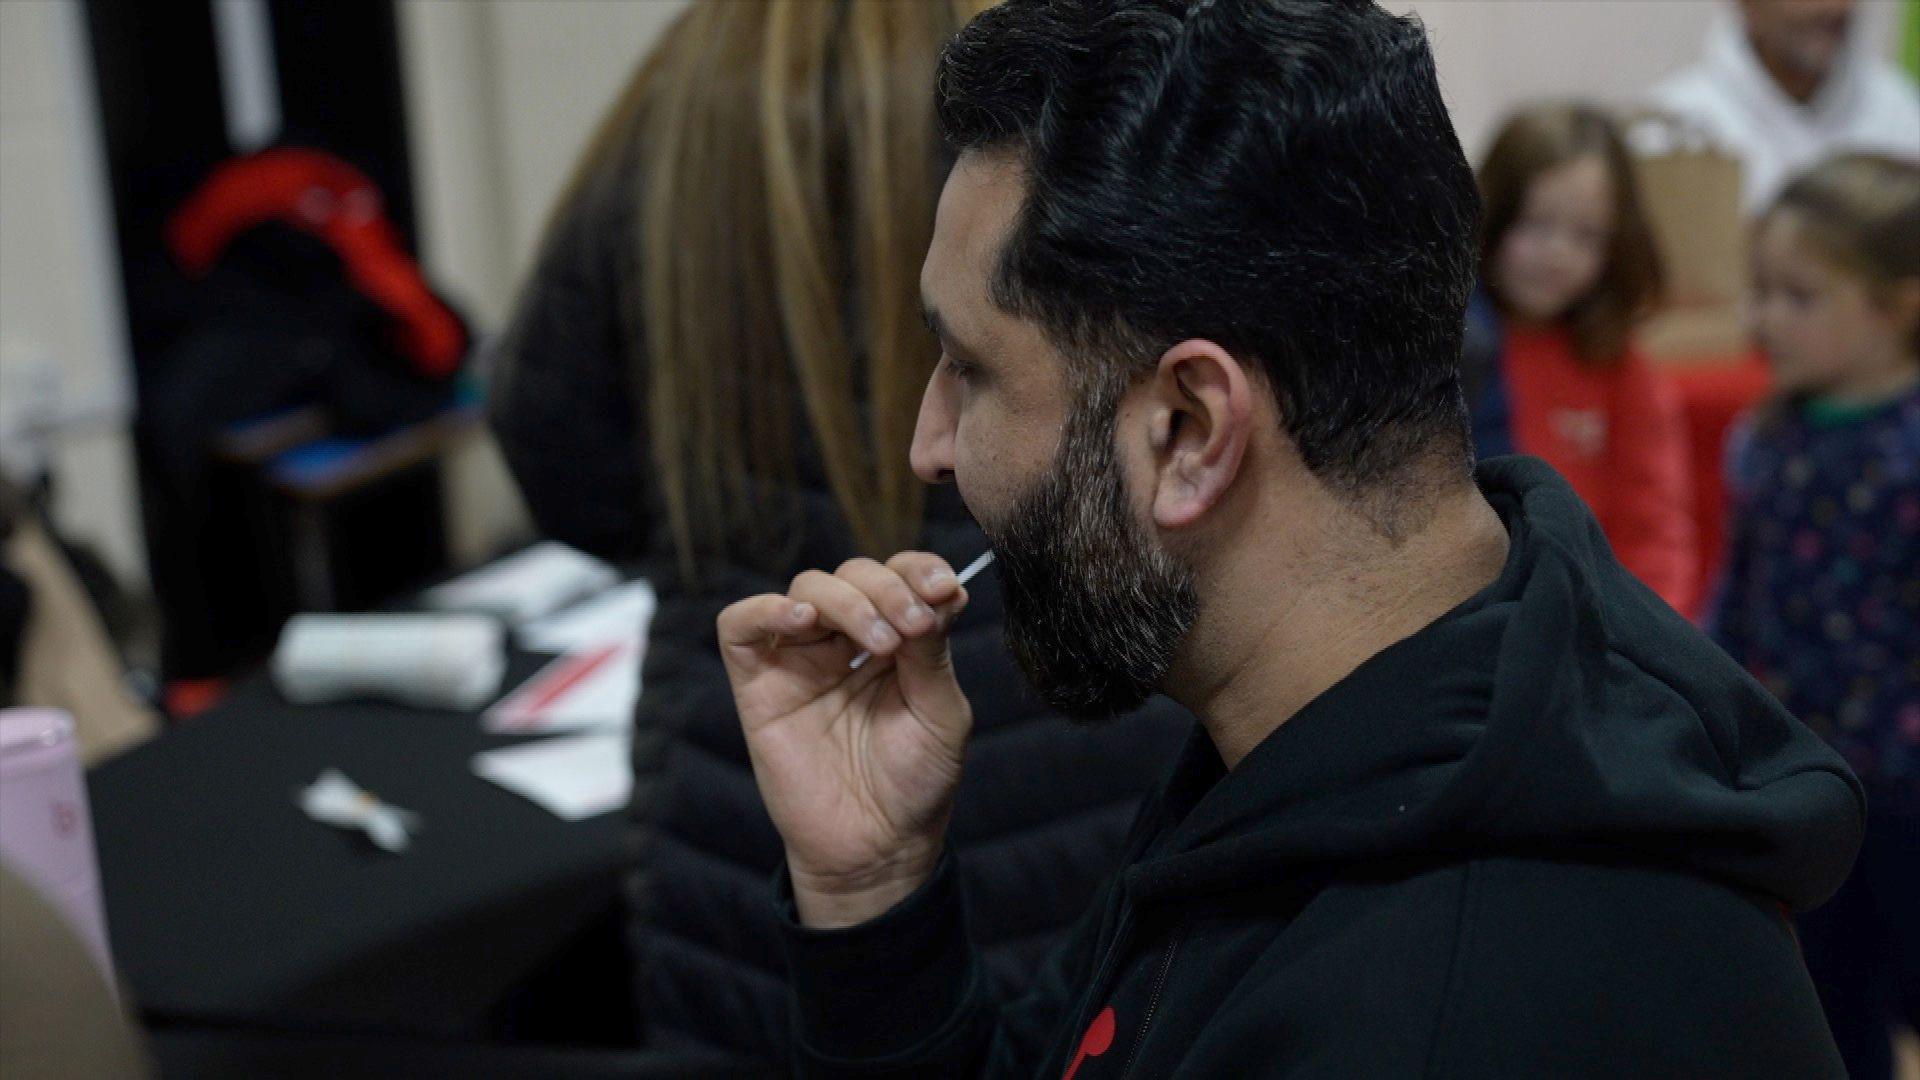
[1404,0,1717,157]
[0,0,146,584]
[399,0,689,330]
[399,0,688,563]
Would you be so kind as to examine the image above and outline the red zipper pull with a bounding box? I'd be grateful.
[1063,1006,1116,1080]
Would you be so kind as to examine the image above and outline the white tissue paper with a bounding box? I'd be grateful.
[272,613,506,709]
[298,769,421,852]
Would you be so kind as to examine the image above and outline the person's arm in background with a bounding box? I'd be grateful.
[1607,353,1701,615]
[0,864,153,1077]
[487,139,651,561]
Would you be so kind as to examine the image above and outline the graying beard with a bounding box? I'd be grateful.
[1002,374,1198,720]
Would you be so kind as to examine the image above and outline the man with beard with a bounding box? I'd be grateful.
[1652,0,1920,211]
[717,1,1864,1075]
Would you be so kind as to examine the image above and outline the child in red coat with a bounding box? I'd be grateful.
[1466,104,1700,615]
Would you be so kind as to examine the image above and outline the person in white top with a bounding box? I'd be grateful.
[1651,0,1919,211]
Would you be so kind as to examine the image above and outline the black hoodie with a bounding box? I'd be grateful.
[774,456,1865,1078]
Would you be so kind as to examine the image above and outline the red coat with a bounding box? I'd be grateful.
[1503,324,1700,615]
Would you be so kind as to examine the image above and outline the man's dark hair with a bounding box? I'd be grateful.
[937,0,1481,497]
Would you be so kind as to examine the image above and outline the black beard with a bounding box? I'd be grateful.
[983,383,1199,724]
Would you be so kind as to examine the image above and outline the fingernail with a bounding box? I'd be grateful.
[788,602,814,625]
[926,569,954,590]
[904,603,933,630]
[869,619,899,650]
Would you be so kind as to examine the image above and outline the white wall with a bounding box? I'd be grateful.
[0,0,146,584]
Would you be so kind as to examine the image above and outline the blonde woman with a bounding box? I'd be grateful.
[489,0,1189,1063]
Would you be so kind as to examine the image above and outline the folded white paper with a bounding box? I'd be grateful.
[481,639,640,735]
[472,733,632,821]
[272,613,505,709]
[517,580,657,653]
[420,542,619,625]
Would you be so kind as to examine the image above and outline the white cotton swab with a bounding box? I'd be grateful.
[848,551,995,671]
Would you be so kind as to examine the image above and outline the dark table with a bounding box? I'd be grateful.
[88,650,631,1043]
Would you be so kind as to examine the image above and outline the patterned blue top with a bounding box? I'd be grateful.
[1710,384,1920,789]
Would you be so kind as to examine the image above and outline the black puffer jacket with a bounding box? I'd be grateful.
[489,132,1191,1062]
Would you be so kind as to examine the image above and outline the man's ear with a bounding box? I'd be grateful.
[1133,338,1255,530]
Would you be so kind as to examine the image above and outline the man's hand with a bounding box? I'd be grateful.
[718,553,972,929]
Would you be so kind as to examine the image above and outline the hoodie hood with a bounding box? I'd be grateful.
[1698,7,1875,132]
[1127,456,1864,913]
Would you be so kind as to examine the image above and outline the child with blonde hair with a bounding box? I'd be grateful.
[1713,152,1920,1080]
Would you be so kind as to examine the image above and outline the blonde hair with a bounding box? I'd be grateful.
[556,0,987,583]
[1765,153,1920,356]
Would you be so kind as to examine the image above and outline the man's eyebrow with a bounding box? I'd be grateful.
[921,299,984,357]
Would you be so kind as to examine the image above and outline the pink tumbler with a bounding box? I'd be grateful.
[0,707,115,980]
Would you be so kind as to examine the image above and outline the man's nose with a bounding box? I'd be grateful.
[909,374,956,485]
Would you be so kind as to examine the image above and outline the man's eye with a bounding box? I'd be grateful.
[944,354,975,382]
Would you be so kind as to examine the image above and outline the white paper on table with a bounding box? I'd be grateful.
[481,639,641,735]
[517,580,657,653]
[472,732,632,821]
[420,542,619,625]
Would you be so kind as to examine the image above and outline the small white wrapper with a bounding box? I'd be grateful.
[298,769,420,853]
[272,613,506,710]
